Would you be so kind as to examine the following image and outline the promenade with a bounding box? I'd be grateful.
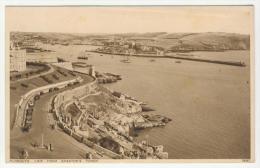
[10,66,98,159]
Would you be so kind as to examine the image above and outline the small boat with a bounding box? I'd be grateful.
[120,59,131,63]
[150,59,156,62]
[176,53,193,57]
[72,62,89,68]
[240,62,246,66]
[120,55,131,63]
[175,60,182,63]
[141,105,155,112]
[77,56,88,60]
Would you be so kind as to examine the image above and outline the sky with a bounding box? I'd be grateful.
[6,6,253,34]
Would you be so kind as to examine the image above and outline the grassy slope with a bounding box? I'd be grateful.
[137,32,250,50]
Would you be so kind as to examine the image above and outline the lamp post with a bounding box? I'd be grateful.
[145,134,149,158]
[40,133,45,149]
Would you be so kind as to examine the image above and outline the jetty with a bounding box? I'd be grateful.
[90,50,246,67]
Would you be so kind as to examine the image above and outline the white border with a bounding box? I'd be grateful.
[0,0,259,168]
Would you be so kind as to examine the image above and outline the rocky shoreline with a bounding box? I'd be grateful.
[50,71,172,159]
[41,63,173,159]
[96,72,122,84]
[110,90,172,130]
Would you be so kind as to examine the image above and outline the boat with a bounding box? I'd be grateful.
[141,105,155,112]
[120,59,131,63]
[77,56,88,60]
[72,62,89,68]
[57,57,66,62]
[176,53,193,57]
[175,60,182,63]
[78,51,88,60]
[120,53,131,63]
[150,59,156,62]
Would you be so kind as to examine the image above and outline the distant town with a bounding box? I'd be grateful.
[10,31,249,68]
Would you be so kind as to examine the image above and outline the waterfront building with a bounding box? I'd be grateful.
[156,49,165,56]
[89,65,96,77]
[141,45,152,51]
[10,43,27,72]
[21,40,36,49]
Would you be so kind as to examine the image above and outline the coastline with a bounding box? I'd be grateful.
[49,69,171,159]
[8,45,251,160]
[88,50,250,159]
[9,64,171,159]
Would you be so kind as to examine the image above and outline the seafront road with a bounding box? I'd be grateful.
[10,68,108,159]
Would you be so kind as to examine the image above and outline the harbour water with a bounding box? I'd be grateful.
[47,45,251,159]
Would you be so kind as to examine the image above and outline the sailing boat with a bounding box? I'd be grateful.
[120,49,131,63]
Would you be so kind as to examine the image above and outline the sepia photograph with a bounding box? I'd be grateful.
[5,6,254,162]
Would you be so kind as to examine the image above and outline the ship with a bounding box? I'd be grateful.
[120,58,131,63]
[77,51,88,60]
[77,56,88,60]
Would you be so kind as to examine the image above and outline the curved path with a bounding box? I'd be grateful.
[14,76,83,128]
[10,69,105,159]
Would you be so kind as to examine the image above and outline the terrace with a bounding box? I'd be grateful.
[10,62,51,83]
[10,65,93,129]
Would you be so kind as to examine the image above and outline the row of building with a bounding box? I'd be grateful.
[10,43,27,72]
[10,42,58,72]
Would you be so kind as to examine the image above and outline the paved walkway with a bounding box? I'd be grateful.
[11,92,106,159]
[14,76,82,128]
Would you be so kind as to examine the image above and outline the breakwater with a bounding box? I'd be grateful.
[90,51,246,67]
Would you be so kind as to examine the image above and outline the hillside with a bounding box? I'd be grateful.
[126,32,250,51]
[10,32,250,51]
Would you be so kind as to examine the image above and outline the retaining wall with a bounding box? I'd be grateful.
[15,77,83,127]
